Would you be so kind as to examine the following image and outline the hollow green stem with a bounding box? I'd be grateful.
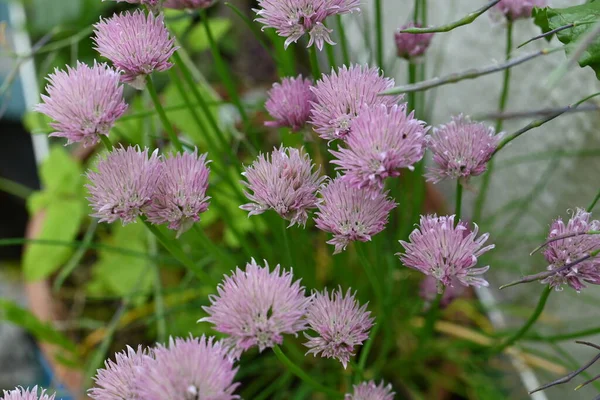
[336,15,350,66]
[272,345,340,398]
[325,43,336,69]
[492,285,552,354]
[308,46,321,80]
[201,10,250,128]
[356,320,380,381]
[99,134,113,151]
[374,0,384,69]
[407,63,417,112]
[355,243,383,304]
[53,220,98,292]
[146,76,183,152]
[455,182,463,222]
[588,189,600,212]
[280,219,293,267]
[0,176,33,199]
[474,20,513,222]
[148,234,166,343]
[419,287,445,349]
[141,219,211,282]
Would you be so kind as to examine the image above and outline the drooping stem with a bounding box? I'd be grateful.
[308,46,321,80]
[374,0,384,69]
[336,15,350,66]
[146,76,183,152]
[272,345,341,398]
[99,134,113,152]
[492,285,552,354]
[455,182,463,223]
[473,20,513,222]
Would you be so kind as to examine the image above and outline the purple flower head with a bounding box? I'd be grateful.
[314,177,396,254]
[136,336,239,400]
[425,115,500,184]
[330,104,428,191]
[394,22,434,59]
[1,387,55,400]
[345,380,395,400]
[201,259,310,358]
[265,75,315,131]
[240,146,325,227]
[89,345,151,400]
[493,0,547,20]
[103,0,160,7]
[542,208,600,292]
[93,10,178,90]
[35,62,127,147]
[310,65,401,141]
[86,146,162,225]
[164,0,215,8]
[146,149,211,238]
[398,215,494,290]
[419,275,465,308]
[304,287,374,368]
[254,0,360,50]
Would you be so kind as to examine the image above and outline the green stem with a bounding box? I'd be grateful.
[474,20,513,222]
[272,345,340,398]
[492,285,552,354]
[149,234,167,343]
[355,243,383,303]
[141,219,212,282]
[192,224,239,267]
[455,182,463,222]
[146,77,183,152]
[308,46,321,80]
[53,220,98,292]
[525,326,600,343]
[402,0,500,33]
[325,43,336,69]
[588,189,600,212]
[374,0,384,70]
[356,320,380,380]
[336,15,350,66]
[281,219,293,267]
[419,287,445,348]
[99,134,113,151]
[201,10,250,128]
[0,176,33,199]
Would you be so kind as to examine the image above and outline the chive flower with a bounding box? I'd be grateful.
[265,75,315,132]
[201,259,310,358]
[398,215,494,291]
[493,0,547,20]
[314,177,396,254]
[304,287,374,368]
[93,10,178,89]
[345,380,395,400]
[35,62,127,147]
[394,22,434,60]
[1,388,56,400]
[310,65,400,141]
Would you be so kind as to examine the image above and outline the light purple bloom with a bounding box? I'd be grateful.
[542,208,600,292]
[310,65,401,141]
[304,287,374,368]
[254,0,360,50]
[394,22,434,59]
[103,0,160,6]
[163,0,215,8]
[493,0,547,20]
[240,146,325,227]
[265,75,315,131]
[330,104,428,191]
[1,387,55,400]
[201,259,310,358]
[93,10,178,90]
[314,177,396,254]
[345,380,395,400]
[398,215,494,290]
[425,115,500,184]
[86,146,162,225]
[420,275,465,308]
[35,62,127,147]
[146,149,211,238]
[89,345,151,400]
[136,336,239,400]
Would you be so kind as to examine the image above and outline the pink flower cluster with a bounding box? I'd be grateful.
[87,146,211,237]
[493,0,547,20]
[394,22,434,60]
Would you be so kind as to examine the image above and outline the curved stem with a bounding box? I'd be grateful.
[272,345,341,398]
[492,285,551,354]
[474,20,513,222]
[146,76,183,152]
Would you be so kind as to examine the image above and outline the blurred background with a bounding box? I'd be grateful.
[2,0,600,399]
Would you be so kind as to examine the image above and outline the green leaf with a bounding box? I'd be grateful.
[89,223,152,297]
[23,199,85,280]
[0,299,78,356]
[23,111,53,135]
[533,2,600,78]
[38,146,83,198]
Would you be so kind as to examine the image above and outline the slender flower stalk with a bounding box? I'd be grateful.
[163,0,215,9]
[146,77,183,152]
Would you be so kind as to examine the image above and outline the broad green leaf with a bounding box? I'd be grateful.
[23,199,85,280]
[533,2,600,78]
[38,146,83,197]
[0,299,78,355]
[23,111,53,135]
[89,223,152,297]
